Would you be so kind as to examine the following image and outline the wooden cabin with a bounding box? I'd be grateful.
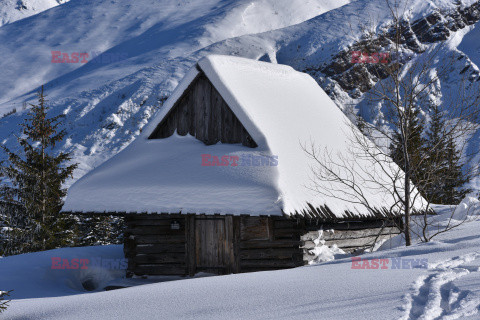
[63,55,419,277]
[122,214,401,276]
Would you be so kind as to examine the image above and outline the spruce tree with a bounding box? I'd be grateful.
[443,135,469,204]
[422,104,448,203]
[0,290,12,314]
[390,107,426,185]
[0,86,77,252]
[422,105,469,204]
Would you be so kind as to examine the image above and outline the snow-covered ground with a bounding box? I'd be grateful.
[2,199,480,319]
[0,0,69,27]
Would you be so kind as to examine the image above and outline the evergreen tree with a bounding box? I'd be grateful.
[73,214,125,246]
[390,107,426,185]
[0,86,77,252]
[443,135,469,204]
[0,290,12,314]
[422,104,448,203]
[422,105,469,204]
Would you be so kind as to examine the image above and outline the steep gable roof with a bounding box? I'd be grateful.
[63,55,424,219]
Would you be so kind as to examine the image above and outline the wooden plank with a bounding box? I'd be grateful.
[232,216,241,273]
[241,216,270,241]
[176,93,189,136]
[212,84,223,145]
[125,227,187,237]
[221,100,229,143]
[123,236,136,260]
[232,113,242,142]
[126,227,185,236]
[166,105,177,137]
[267,217,274,241]
[274,219,299,228]
[186,215,196,277]
[136,244,185,254]
[240,248,296,260]
[134,235,186,244]
[304,220,398,231]
[127,257,136,271]
[201,75,211,144]
[195,216,201,268]
[205,81,216,145]
[274,228,302,236]
[302,233,396,249]
[187,83,196,137]
[225,215,234,274]
[194,75,206,142]
[240,240,302,249]
[301,227,400,241]
[133,253,186,264]
[219,217,226,272]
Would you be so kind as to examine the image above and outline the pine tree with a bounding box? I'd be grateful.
[0,290,12,314]
[422,105,469,204]
[390,107,426,185]
[422,104,448,203]
[73,214,125,246]
[443,135,469,204]
[0,86,77,252]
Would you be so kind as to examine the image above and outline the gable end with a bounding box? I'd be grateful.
[148,72,257,148]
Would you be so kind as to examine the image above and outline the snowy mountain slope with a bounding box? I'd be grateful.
[0,0,352,180]
[0,0,351,107]
[459,20,480,71]
[0,0,69,27]
[0,0,479,188]
[2,202,480,319]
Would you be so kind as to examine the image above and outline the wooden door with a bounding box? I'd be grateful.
[195,217,227,274]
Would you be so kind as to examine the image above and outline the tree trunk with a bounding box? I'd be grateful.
[403,127,412,247]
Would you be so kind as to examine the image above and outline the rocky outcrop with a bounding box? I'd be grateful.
[305,1,480,98]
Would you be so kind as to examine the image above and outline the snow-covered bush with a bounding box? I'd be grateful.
[306,230,346,264]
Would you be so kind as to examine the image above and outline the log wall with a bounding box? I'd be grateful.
[239,216,303,273]
[124,214,303,276]
[124,214,401,276]
[124,214,187,276]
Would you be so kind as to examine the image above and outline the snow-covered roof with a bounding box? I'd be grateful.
[63,55,423,219]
